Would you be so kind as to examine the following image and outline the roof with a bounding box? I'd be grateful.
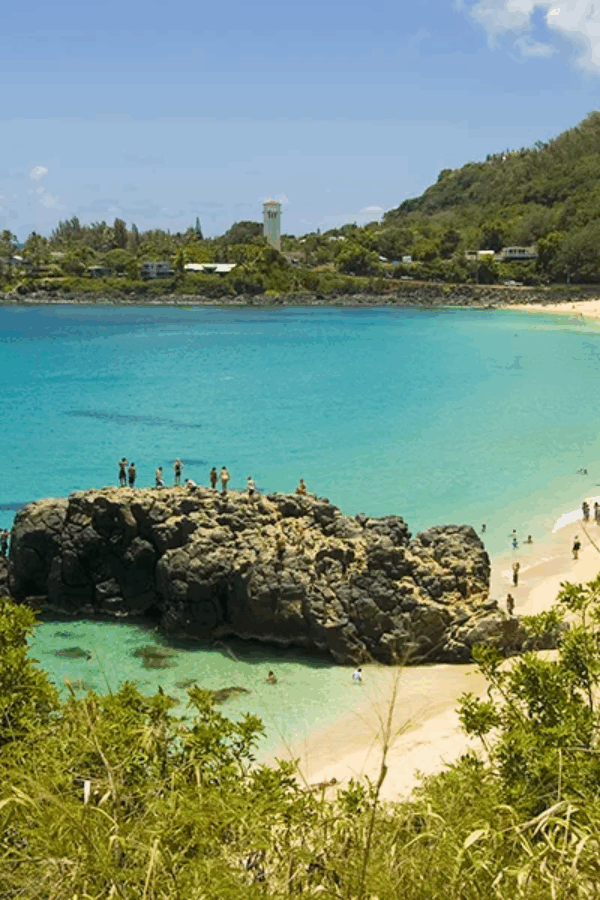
[263,200,281,207]
[184,263,237,273]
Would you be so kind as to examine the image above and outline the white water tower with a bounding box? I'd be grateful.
[262,200,281,251]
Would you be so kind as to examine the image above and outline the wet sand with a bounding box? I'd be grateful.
[271,501,600,801]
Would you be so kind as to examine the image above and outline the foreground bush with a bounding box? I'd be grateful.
[3,588,600,898]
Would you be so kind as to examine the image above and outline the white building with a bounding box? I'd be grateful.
[140,261,174,279]
[263,200,281,251]
[496,246,538,261]
[184,263,237,275]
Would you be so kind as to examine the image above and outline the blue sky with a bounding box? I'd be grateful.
[2,0,600,239]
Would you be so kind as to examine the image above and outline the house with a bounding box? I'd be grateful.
[184,263,237,276]
[140,261,174,279]
[88,265,113,278]
[464,250,496,262]
[496,246,538,262]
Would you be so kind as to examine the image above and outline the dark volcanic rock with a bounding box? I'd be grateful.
[7,486,522,664]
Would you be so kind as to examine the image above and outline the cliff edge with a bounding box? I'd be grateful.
[7,487,525,664]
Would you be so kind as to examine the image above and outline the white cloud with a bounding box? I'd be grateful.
[462,0,600,70]
[39,192,63,209]
[360,205,384,213]
[29,165,48,180]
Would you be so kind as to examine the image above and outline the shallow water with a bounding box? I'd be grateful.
[3,303,600,750]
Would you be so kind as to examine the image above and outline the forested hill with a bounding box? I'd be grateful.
[386,110,600,228]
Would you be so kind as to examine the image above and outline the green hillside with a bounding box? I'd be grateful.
[373,110,600,283]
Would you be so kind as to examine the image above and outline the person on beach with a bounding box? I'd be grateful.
[352,667,363,684]
[296,478,307,495]
[220,467,230,494]
[247,476,256,497]
[174,459,183,486]
[266,670,277,684]
[506,593,515,616]
[595,502,600,524]
[127,462,136,488]
[582,501,590,522]
[573,536,582,560]
[0,529,8,558]
[155,466,165,488]
[210,467,218,489]
[118,457,128,487]
[512,562,520,586]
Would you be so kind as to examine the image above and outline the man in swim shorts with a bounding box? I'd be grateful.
[128,462,136,488]
[174,459,183,486]
[118,457,128,486]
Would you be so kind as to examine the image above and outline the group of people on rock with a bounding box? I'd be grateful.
[117,457,309,499]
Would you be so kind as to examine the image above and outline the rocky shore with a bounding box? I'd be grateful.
[6,487,552,664]
[0,284,598,308]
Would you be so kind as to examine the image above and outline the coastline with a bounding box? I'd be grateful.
[270,499,600,801]
[1,283,600,310]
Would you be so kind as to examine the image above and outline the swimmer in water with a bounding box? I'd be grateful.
[266,670,277,684]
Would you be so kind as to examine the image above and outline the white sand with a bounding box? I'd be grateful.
[270,501,600,801]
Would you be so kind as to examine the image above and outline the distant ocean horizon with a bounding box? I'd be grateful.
[2,303,600,751]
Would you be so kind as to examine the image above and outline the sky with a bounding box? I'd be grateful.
[2,0,600,240]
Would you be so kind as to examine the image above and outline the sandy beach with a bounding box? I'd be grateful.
[272,498,600,802]
[506,297,600,321]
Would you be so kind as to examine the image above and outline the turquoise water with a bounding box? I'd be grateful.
[2,303,600,750]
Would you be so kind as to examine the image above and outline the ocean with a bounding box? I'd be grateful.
[2,303,599,752]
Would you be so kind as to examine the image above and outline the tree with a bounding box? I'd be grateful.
[223,221,263,244]
[128,223,140,252]
[104,248,137,276]
[112,217,128,250]
[439,229,462,259]
[22,232,51,271]
[0,229,18,279]
[336,242,379,276]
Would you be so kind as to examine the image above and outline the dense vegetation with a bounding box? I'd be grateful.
[3,111,600,297]
[4,570,600,898]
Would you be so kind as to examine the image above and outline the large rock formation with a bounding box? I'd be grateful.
[7,487,528,664]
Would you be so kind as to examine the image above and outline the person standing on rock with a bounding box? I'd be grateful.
[573,536,582,560]
[296,478,307,495]
[247,476,256,497]
[506,593,515,616]
[352,667,363,684]
[0,529,8,558]
[118,457,128,487]
[156,466,165,488]
[127,462,136,488]
[220,467,230,494]
[512,562,520,587]
[174,459,183,486]
[210,467,218,489]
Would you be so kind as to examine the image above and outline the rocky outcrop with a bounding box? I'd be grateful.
[7,487,542,664]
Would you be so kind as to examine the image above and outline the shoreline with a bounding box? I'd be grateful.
[270,496,600,801]
[2,284,600,310]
